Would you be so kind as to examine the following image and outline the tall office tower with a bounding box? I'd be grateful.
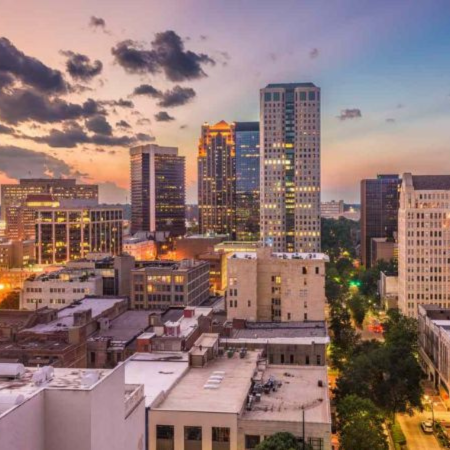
[198,121,236,237]
[1,179,98,240]
[360,174,400,267]
[130,144,186,237]
[235,122,260,241]
[398,173,450,318]
[260,83,321,253]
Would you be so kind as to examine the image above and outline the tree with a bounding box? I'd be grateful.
[255,432,312,450]
[347,294,369,328]
[0,290,20,310]
[337,395,388,450]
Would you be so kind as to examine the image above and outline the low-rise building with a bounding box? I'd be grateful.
[227,248,328,322]
[149,336,331,450]
[124,233,157,261]
[0,239,35,268]
[0,363,144,450]
[370,237,397,266]
[222,320,329,366]
[379,272,398,310]
[20,268,103,310]
[130,260,210,310]
[320,200,345,219]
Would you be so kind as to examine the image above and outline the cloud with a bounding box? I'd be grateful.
[0,88,103,124]
[309,48,319,59]
[0,145,77,179]
[132,84,195,107]
[0,37,67,93]
[116,120,131,128]
[61,51,103,82]
[200,35,208,41]
[386,118,396,123]
[85,115,112,135]
[0,72,14,89]
[136,133,155,142]
[0,123,14,134]
[337,108,362,121]
[89,16,106,29]
[397,103,404,109]
[154,111,175,122]
[101,98,134,108]
[98,181,128,204]
[180,124,188,129]
[112,30,215,81]
[136,117,151,125]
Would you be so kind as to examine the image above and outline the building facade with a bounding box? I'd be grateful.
[320,200,344,219]
[360,174,400,267]
[130,144,186,237]
[260,83,321,253]
[227,248,328,322]
[130,260,210,310]
[235,122,260,241]
[398,173,450,317]
[198,121,236,238]
[34,201,123,264]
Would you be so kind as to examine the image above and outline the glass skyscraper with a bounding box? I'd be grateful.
[235,122,260,241]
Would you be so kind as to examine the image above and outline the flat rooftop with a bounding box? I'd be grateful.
[25,268,99,283]
[22,297,125,333]
[125,352,189,407]
[421,305,450,321]
[133,259,207,272]
[242,365,331,424]
[154,351,259,414]
[230,252,329,261]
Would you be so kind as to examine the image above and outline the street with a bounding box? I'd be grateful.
[397,412,440,450]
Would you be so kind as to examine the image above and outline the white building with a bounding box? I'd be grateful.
[320,200,344,219]
[0,363,145,450]
[124,233,156,261]
[260,83,321,253]
[227,248,328,322]
[20,268,103,310]
[398,173,450,317]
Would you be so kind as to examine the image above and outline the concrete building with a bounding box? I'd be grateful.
[20,268,103,310]
[214,241,260,255]
[0,239,35,268]
[320,200,344,219]
[0,363,144,450]
[34,199,123,264]
[124,233,157,261]
[379,271,399,310]
[1,179,98,239]
[398,173,450,317]
[227,248,328,322]
[130,144,186,237]
[130,260,210,310]
[148,338,331,450]
[360,174,400,268]
[260,83,321,253]
[0,297,128,367]
[418,305,450,406]
[198,121,236,238]
[222,320,329,366]
[370,237,398,266]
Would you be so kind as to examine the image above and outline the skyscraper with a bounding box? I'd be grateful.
[198,121,236,237]
[398,173,450,317]
[260,83,321,252]
[360,174,400,267]
[235,122,260,241]
[130,144,186,237]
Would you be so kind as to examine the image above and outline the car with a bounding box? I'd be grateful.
[421,420,434,434]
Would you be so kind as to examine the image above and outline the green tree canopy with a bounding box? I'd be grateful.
[255,432,312,450]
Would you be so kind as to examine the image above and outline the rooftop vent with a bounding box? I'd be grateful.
[0,363,25,379]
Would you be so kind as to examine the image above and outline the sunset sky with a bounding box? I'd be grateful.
[1,0,450,204]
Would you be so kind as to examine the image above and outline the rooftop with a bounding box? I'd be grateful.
[154,351,259,413]
[133,259,208,272]
[159,307,213,338]
[124,352,189,407]
[241,365,331,424]
[265,82,317,89]
[22,297,126,333]
[25,268,99,283]
[412,175,450,191]
[420,305,450,321]
[230,251,329,261]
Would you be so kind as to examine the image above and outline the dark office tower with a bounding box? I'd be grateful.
[235,122,260,241]
[130,145,186,237]
[360,174,400,268]
[198,121,236,237]
[260,83,321,253]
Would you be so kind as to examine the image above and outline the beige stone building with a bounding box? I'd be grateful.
[226,248,328,322]
[398,173,450,317]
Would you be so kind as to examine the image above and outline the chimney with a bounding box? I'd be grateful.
[184,307,195,318]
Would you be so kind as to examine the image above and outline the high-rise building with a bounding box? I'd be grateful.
[235,122,260,241]
[130,144,186,237]
[360,174,400,267]
[1,179,98,240]
[198,121,236,237]
[260,83,321,253]
[398,173,450,317]
[34,199,123,264]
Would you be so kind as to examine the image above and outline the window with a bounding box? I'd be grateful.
[308,91,316,101]
[290,354,294,364]
[156,425,174,450]
[300,92,307,101]
[212,427,230,450]
[315,267,319,275]
[248,300,251,307]
[302,267,307,275]
[280,354,285,364]
[316,355,321,365]
[245,435,261,449]
[306,355,310,365]
[287,313,291,320]
[304,313,308,320]
[185,427,202,450]
[273,92,280,101]
[264,92,272,102]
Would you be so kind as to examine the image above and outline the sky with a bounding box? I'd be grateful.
[1,0,450,204]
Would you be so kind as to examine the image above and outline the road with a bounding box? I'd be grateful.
[397,412,440,450]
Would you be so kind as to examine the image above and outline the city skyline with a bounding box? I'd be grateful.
[1,0,450,205]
